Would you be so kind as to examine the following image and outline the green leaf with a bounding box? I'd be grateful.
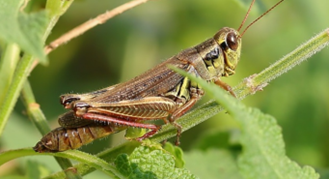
[185,149,242,179]
[115,154,132,177]
[172,67,320,179]
[163,143,185,168]
[125,127,147,139]
[0,0,48,64]
[236,109,319,179]
[115,154,157,179]
[115,145,197,179]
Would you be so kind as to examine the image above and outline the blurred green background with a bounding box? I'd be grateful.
[1,0,329,178]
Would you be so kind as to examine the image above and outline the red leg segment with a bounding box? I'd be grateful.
[82,113,161,141]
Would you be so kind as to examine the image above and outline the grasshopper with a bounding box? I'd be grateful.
[34,0,284,153]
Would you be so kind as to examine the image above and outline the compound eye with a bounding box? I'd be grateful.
[64,99,75,106]
[60,96,80,107]
[226,32,238,51]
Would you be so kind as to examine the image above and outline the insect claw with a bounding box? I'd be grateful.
[136,138,143,142]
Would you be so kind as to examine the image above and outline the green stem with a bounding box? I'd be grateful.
[21,81,50,135]
[0,43,20,104]
[255,28,329,84]
[0,148,125,179]
[0,54,34,136]
[0,141,141,179]
[234,28,329,99]
[21,81,76,171]
[44,141,141,179]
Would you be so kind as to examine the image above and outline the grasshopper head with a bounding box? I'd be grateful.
[213,27,241,76]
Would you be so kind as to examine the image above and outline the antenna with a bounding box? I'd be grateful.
[238,0,284,37]
[237,0,256,32]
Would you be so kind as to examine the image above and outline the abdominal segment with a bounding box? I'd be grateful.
[33,125,125,153]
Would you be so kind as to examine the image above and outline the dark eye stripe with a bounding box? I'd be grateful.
[205,47,219,61]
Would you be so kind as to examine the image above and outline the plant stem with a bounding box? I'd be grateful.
[21,81,51,135]
[21,81,76,171]
[253,28,329,93]
[0,43,20,103]
[44,0,152,54]
[0,54,34,136]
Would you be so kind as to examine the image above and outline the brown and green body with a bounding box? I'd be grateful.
[61,27,241,141]
[34,27,242,152]
[34,112,127,152]
[33,125,119,152]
